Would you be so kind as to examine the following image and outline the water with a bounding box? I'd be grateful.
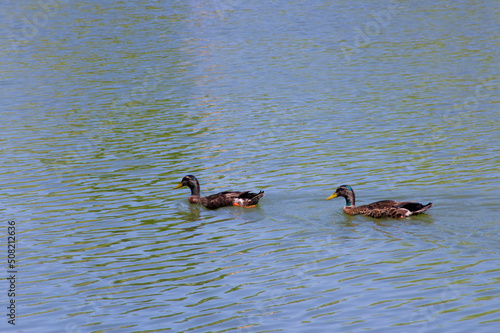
[1,0,499,332]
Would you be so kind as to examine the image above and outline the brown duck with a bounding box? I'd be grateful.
[174,175,264,209]
[326,185,433,218]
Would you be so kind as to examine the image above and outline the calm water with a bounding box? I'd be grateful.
[1,0,499,332]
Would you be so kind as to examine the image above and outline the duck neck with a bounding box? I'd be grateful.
[188,179,201,197]
[344,192,355,207]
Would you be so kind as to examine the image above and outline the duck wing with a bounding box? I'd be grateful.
[355,200,407,218]
[396,202,433,215]
[356,200,433,218]
[201,191,264,209]
[233,190,265,207]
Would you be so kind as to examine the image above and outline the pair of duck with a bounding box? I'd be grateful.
[174,175,433,219]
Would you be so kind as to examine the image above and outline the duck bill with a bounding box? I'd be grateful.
[174,183,183,189]
[326,193,338,200]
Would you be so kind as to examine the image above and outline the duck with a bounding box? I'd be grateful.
[326,185,433,218]
[174,175,264,209]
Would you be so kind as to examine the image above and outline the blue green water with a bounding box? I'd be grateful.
[1,0,499,332]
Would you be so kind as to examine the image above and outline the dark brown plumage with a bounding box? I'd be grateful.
[174,175,264,209]
[326,185,433,218]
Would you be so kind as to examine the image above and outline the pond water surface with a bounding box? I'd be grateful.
[1,0,499,332]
